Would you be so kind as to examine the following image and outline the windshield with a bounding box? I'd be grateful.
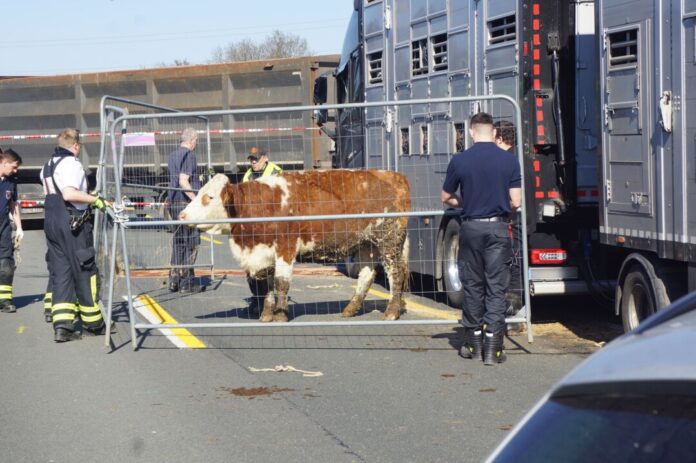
[337,10,360,76]
[491,392,696,462]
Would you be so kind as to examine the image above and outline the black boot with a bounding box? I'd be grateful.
[44,310,52,323]
[483,330,507,365]
[179,271,204,294]
[459,328,483,360]
[54,327,82,343]
[505,292,523,317]
[0,300,16,313]
[168,269,180,292]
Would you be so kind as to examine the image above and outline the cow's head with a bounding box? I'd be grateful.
[179,173,232,234]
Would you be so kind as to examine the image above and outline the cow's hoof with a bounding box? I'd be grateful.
[272,311,288,322]
[259,311,274,322]
[383,311,400,321]
[341,302,360,318]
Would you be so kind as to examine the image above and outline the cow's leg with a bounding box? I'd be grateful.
[271,257,293,322]
[342,266,377,318]
[381,232,409,321]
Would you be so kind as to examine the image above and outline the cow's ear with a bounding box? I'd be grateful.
[221,184,232,204]
[221,184,235,216]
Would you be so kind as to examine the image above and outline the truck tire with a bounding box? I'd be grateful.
[442,219,464,308]
[620,265,657,332]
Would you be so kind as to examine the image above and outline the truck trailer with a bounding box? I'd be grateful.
[314,0,696,330]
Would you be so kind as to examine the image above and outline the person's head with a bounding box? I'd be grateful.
[0,148,22,177]
[469,112,496,143]
[180,127,198,150]
[247,146,269,172]
[493,120,516,151]
[57,128,81,156]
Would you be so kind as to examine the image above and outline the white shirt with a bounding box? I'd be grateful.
[40,155,88,211]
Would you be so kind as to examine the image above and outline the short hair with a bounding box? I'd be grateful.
[58,128,80,150]
[470,112,494,127]
[0,148,22,165]
[493,120,516,147]
[181,127,198,144]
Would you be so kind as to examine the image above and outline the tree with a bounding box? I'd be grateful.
[155,59,191,67]
[210,30,311,63]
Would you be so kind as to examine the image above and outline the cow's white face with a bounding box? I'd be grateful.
[179,173,231,234]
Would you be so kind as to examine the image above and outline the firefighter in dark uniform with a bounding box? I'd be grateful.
[167,127,204,293]
[242,146,282,315]
[0,149,24,314]
[442,113,521,365]
[41,129,108,342]
[494,120,524,316]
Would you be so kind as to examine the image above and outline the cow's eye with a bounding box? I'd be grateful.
[207,194,215,201]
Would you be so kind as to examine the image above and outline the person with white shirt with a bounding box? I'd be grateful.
[40,129,108,342]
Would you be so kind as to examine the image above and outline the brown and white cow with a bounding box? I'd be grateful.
[179,170,411,322]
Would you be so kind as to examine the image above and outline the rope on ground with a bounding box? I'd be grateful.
[248,365,323,377]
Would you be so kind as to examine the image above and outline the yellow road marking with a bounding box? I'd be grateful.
[200,235,223,245]
[17,325,26,334]
[365,288,460,320]
[137,294,206,348]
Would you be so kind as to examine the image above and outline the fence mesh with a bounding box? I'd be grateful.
[97,96,530,348]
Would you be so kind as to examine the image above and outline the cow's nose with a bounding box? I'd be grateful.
[179,211,187,220]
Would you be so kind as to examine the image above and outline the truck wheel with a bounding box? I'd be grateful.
[442,219,464,308]
[620,265,657,332]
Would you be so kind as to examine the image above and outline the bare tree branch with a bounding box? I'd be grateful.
[210,30,312,63]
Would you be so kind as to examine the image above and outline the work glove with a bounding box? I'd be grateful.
[93,197,111,210]
[13,228,23,248]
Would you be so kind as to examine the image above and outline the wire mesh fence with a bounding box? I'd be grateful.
[96,96,531,349]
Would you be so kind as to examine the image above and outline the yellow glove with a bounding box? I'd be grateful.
[93,197,111,210]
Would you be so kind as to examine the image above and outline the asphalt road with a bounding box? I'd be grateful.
[0,230,622,462]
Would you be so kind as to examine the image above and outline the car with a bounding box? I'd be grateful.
[17,182,45,223]
[485,291,696,462]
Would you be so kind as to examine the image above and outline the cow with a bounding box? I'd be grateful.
[179,170,411,322]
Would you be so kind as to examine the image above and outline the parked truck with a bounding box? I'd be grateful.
[314,0,696,331]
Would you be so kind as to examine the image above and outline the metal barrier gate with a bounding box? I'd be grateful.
[97,96,532,350]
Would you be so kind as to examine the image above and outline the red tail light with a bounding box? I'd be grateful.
[19,200,40,208]
[530,248,567,265]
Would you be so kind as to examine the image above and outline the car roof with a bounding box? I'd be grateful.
[551,294,696,394]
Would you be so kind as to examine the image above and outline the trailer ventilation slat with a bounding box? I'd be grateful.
[412,38,429,76]
[432,34,448,72]
[488,14,516,45]
[608,29,638,67]
[368,51,383,84]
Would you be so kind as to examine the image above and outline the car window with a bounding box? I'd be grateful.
[491,392,696,462]
[17,183,44,198]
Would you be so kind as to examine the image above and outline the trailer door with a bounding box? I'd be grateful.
[601,16,654,217]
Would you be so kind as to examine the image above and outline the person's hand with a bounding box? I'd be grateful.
[93,197,112,210]
[13,228,23,248]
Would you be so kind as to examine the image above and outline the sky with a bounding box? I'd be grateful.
[2,0,352,76]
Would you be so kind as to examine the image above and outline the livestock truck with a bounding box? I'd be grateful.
[314,0,696,330]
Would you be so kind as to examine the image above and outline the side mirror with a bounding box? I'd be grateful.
[314,74,328,105]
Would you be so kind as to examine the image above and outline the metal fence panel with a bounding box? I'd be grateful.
[97,96,530,350]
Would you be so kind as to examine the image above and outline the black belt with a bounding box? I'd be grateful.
[462,216,510,223]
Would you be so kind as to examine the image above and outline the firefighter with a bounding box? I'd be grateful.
[493,121,524,316]
[442,113,521,365]
[41,129,109,342]
[0,148,24,314]
[242,146,282,315]
[242,146,282,182]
